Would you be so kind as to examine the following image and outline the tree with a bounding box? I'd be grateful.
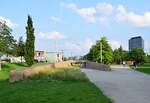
[86,37,113,64]
[17,36,25,63]
[122,50,130,61]
[129,48,146,63]
[113,46,123,64]
[0,21,16,55]
[24,15,35,66]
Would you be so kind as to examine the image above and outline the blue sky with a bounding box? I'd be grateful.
[0,0,150,56]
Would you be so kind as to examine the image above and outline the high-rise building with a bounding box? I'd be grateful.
[129,36,144,51]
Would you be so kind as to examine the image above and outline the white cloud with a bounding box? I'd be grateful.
[96,3,113,15]
[116,5,126,21]
[68,3,97,23]
[0,16,17,29]
[38,31,65,40]
[109,40,122,50]
[77,7,96,23]
[116,5,150,27]
[51,16,61,23]
[68,3,114,23]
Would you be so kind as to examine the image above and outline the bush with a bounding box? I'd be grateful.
[29,68,88,82]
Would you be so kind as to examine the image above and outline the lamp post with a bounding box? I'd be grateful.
[100,42,102,63]
[61,50,64,61]
[0,55,1,71]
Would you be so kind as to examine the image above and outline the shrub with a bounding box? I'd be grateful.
[28,68,88,82]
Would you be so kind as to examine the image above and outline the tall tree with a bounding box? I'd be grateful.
[24,15,35,66]
[99,37,113,64]
[0,21,16,54]
[17,36,25,63]
[86,37,113,64]
[113,46,123,64]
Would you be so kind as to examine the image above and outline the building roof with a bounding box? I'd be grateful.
[35,50,63,54]
[45,52,63,54]
[35,50,44,52]
[130,36,143,40]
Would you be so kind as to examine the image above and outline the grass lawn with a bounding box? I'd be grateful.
[0,63,27,80]
[0,62,50,80]
[136,63,150,74]
[0,63,112,103]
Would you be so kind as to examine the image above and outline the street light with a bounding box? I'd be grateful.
[0,53,2,71]
[100,42,102,63]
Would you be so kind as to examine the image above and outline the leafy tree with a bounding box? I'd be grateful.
[85,45,97,62]
[113,46,123,64]
[17,36,25,63]
[122,51,130,61]
[0,21,16,55]
[86,37,113,64]
[129,48,146,63]
[24,15,35,66]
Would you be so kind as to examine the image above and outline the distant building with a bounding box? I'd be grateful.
[44,52,63,63]
[35,51,63,63]
[35,50,45,57]
[129,36,144,51]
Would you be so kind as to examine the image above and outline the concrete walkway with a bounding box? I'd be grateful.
[81,66,150,103]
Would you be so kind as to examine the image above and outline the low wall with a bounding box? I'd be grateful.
[82,61,111,71]
[9,61,72,83]
[53,60,73,68]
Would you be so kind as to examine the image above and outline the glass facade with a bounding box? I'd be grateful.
[129,36,144,51]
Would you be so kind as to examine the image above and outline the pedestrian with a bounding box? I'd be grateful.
[133,61,137,70]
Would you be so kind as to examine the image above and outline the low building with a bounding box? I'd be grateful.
[45,52,63,63]
[35,50,45,57]
[35,51,63,63]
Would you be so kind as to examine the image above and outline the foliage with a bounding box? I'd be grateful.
[122,51,130,61]
[16,36,25,62]
[17,36,25,56]
[30,69,88,82]
[0,21,17,55]
[129,48,146,63]
[113,46,123,64]
[24,15,35,66]
[85,37,113,64]
[0,63,27,80]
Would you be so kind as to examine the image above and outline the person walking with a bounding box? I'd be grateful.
[133,61,137,70]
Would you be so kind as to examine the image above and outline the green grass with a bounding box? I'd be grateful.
[136,63,150,74]
[130,63,150,74]
[0,62,50,80]
[0,65,112,103]
[0,63,27,80]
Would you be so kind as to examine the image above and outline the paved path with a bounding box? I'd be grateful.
[81,66,150,103]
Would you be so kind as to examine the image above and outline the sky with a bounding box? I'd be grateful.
[0,0,150,56]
